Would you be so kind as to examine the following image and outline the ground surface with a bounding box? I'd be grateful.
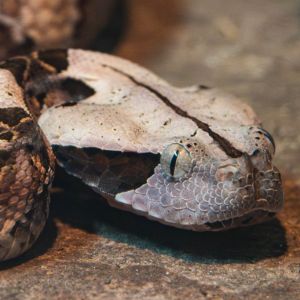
[0,1,300,299]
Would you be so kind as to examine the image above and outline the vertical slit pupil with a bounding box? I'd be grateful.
[170,150,179,176]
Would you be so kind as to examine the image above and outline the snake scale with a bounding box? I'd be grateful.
[0,49,283,261]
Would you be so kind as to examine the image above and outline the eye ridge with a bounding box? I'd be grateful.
[169,150,179,176]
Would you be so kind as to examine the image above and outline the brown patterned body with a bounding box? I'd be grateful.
[0,0,117,60]
[0,52,59,261]
[0,108,54,260]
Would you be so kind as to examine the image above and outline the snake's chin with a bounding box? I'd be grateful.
[139,209,278,232]
[109,193,280,232]
[201,210,277,231]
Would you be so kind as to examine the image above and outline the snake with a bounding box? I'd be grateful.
[0,48,283,261]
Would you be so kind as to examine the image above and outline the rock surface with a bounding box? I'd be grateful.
[0,0,300,299]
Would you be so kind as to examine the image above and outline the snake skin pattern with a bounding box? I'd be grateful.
[0,0,117,60]
[0,49,283,261]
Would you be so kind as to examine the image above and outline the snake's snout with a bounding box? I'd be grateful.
[194,153,284,230]
[114,150,283,232]
[249,151,283,212]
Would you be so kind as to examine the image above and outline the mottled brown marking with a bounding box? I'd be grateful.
[37,49,68,72]
[0,107,29,127]
[60,78,95,101]
[0,131,13,141]
[0,57,29,86]
[27,58,55,80]
[25,77,95,115]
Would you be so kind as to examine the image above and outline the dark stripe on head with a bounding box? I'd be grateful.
[0,57,28,86]
[0,107,29,127]
[61,78,95,102]
[37,49,68,72]
[101,65,243,158]
[53,146,160,196]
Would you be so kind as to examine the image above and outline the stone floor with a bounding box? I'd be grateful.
[0,0,300,299]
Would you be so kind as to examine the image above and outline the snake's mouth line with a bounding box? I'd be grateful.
[203,210,277,231]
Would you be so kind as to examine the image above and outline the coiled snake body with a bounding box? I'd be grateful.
[0,49,283,261]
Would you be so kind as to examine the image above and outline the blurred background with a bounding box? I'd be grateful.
[0,1,299,299]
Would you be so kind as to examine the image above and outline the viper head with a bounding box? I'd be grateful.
[115,126,283,231]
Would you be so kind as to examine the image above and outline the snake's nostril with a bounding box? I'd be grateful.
[250,149,272,170]
[215,165,238,182]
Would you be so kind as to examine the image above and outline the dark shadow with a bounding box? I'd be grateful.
[52,168,287,264]
[90,0,128,53]
[0,218,57,270]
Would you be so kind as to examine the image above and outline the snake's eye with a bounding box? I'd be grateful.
[258,128,276,154]
[160,143,193,179]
